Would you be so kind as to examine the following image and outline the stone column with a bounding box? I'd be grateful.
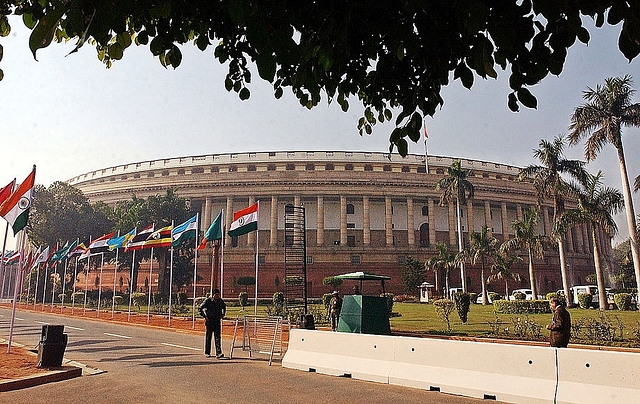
[407,197,415,246]
[501,202,509,239]
[270,195,278,246]
[203,197,212,231]
[543,206,551,235]
[466,202,474,234]
[317,196,324,246]
[385,196,393,246]
[447,202,456,246]
[428,199,436,246]
[340,195,347,245]
[582,224,590,254]
[566,226,574,252]
[247,196,256,246]
[484,201,492,236]
[363,195,370,245]
[225,197,233,248]
[516,204,523,221]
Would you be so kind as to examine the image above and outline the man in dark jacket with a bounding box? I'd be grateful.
[546,296,571,348]
[199,289,227,358]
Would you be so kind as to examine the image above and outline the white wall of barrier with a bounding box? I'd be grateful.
[282,329,640,403]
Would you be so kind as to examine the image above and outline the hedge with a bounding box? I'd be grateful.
[493,299,551,314]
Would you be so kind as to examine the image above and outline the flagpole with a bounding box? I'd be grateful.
[97,252,105,317]
[254,201,259,317]
[72,255,78,314]
[61,256,69,311]
[42,260,49,311]
[50,261,58,311]
[83,237,91,316]
[34,262,40,310]
[7,229,27,353]
[18,257,26,307]
[168,220,174,327]
[220,209,225,300]
[423,123,429,173]
[147,247,154,324]
[24,253,31,308]
[127,247,136,321]
[112,231,120,319]
[192,213,199,329]
[0,222,9,299]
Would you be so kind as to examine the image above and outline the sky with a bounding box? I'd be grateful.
[0,16,638,247]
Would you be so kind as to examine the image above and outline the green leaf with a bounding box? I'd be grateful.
[0,68,3,81]
[396,138,408,157]
[274,86,283,99]
[517,88,537,109]
[576,27,590,44]
[196,35,209,51]
[23,13,36,30]
[384,109,392,121]
[108,42,124,60]
[225,77,233,91]
[168,46,182,68]
[29,5,66,60]
[150,37,164,56]
[0,16,10,37]
[239,87,250,100]
[619,22,640,62]
[0,44,3,63]
[256,53,276,82]
[454,63,474,89]
[228,0,247,24]
[508,92,519,112]
[137,30,149,45]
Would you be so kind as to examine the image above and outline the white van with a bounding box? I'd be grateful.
[565,285,606,307]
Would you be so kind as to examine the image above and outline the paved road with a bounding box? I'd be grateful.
[1,307,498,403]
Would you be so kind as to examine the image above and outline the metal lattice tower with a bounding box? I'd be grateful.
[284,205,307,313]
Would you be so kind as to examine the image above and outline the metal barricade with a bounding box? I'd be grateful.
[230,315,285,366]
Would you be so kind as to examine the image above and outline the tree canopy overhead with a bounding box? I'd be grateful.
[1,1,639,154]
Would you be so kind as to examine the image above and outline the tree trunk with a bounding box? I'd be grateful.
[481,261,489,305]
[592,227,608,310]
[558,238,571,302]
[528,248,537,299]
[456,197,466,292]
[616,149,640,308]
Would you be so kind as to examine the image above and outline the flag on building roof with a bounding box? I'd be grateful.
[143,225,172,249]
[198,211,223,250]
[0,179,15,207]
[172,215,198,247]
[0,166,35,235]
[125,225,154,251]
[88,232,117,255]
[67,242,87,259]
[108,228,136,250]
[228,203,258,237]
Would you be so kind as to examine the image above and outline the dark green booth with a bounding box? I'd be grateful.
[333,271,391,335]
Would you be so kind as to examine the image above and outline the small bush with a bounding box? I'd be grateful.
[176,291,188,305]
[469,293,478,303]
[578,292,592,309]
[433,299,455,331]
[614,293,632,311]
[488,292,500,302]
[271,291,285,316]
[238,291,248,309]
[493,300,551,314]
[381,293,394,316]
[545,292,557,300]
[130,292,147,309]
[113,295,124,306]
[513,291,526,300]
[453,292,470,323]
[322,293,333,312]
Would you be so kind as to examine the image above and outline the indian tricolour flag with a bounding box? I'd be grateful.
[0,166,35,235]
[228,203,258,237]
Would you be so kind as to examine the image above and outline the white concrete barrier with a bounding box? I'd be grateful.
[389,337,557,403]
[556,348,640,403]
[282,329,640,403]
[282,329,394,383]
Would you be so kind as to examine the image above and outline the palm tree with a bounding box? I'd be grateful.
[518,135,588,302]
[556,171,624,309]
[426,242,460,299]
[568,75,640,303]
[436,160,474,292]
[466,226,498,305]
[487,250,523,300]
[501,207,548,300]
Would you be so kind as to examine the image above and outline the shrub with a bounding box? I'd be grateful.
[130,292,147,309]
[176,291,188,305]
[493,300,551,314]
[545,292,557,300]
[194,296,206,308]
[238,291,248,309]
[469,293,478,303]
[71,291,84,304]
[614,293,632,311]
[322,293,333,312]
[513,291,526,300]
[510,315,543,340]
[381,293,394,315]
[453,292,470,323]
[394,294,419,303]
[488,292,500,302]
[577,292,592,309]
[113,295,124,307]
[271,292,285,316]
[433,299,455,331]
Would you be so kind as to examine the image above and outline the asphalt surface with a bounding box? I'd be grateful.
[0,307,499,403]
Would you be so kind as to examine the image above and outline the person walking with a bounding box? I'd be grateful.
[329,291,343,332]
[546,296,571,348]
[198,289,227,358]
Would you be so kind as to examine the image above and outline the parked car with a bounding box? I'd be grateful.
[475,293,494,304]
[563,285,614,308]
[508,288,540,301]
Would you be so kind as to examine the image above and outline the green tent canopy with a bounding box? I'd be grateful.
[334,271,391,295]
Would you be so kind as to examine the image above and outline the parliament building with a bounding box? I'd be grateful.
[68,151,606,299]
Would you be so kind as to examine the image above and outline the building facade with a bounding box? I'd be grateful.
[68,151,607,299]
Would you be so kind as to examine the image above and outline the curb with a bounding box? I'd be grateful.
[0,366,82,392]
